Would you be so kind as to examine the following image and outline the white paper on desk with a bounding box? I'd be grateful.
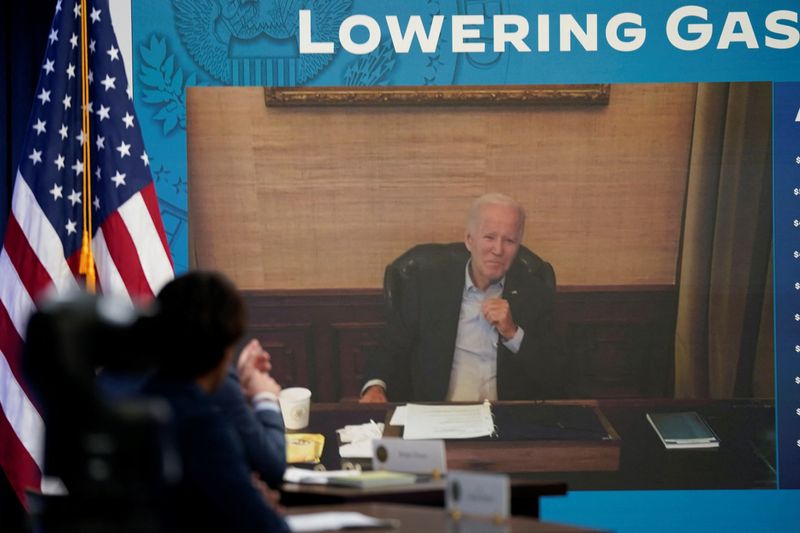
[283,467,360,485]
[389,406,407,426]
[337,422,384,443]
[403,402,494,440]
[337,421,384,458]
[286,511,398,532]
[339,440,375,458]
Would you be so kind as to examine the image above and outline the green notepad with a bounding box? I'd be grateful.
[646,412,720,449]
[327,471,417,488]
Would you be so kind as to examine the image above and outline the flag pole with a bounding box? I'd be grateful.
[78,0,96,291]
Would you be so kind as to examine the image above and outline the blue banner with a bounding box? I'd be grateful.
[773,82,800,489]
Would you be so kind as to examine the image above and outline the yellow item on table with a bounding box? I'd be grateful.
[286,433,325,464]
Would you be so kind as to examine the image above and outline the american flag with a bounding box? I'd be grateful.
[1,0,173,504]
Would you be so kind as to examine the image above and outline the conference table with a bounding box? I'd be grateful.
[281,474,567,518]
[281,399,775,512]
[285,503,608,532]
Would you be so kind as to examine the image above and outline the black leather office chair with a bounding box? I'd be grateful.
[384,242,555,312]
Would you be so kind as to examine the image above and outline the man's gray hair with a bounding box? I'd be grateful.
[466,193,526,237]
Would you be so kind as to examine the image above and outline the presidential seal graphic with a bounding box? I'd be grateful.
[291,404,308,421]
[172,0,352,85]
[376,445,388,463]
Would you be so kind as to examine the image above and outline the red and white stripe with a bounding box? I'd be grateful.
[93,183,173,301]
[0,177,173,504]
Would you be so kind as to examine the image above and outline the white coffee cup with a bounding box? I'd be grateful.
[279,387,312,430]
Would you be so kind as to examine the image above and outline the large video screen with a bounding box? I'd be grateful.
[133,1,798,531]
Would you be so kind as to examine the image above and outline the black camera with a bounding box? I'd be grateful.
[24,291,178,533]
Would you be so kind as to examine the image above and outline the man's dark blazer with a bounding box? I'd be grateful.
[144,378,289,533]
[365,242,564,401]
[98,365,287,488]
[210,367,286,488]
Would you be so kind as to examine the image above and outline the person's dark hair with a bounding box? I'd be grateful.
[153,271,245,379]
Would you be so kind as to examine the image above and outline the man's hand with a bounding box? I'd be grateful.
[251,473,284,514]
[237,339,281,400]
[241,371,282,401]
[238,338,272,375]
[359,385,388,403]
[481,298,518,340]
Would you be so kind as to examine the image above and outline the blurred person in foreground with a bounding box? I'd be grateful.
[144,271,289,533]
[97,289,287,489]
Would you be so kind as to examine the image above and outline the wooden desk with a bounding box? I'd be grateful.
[382,403,621,473]
[285,502,607,532]
[571,398,776,490]
[300,402,620,473]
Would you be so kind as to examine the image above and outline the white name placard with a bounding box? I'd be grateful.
[371,438,447,475]
[446,470,510,519]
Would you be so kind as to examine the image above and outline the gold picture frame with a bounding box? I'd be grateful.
[264,84,610,107]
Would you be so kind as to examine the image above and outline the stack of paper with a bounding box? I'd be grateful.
[403,402,495,440]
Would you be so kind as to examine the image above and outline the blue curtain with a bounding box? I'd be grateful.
[0,1,56,524]
[1,0,56,247]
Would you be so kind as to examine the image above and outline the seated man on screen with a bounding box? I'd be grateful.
[360,193,564,402]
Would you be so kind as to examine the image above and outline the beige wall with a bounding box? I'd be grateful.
[187,84,696,289]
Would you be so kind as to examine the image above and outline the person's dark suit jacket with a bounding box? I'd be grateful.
[144,378,289,533]
[210,367,286,488]
[98,366,287,489]
[365,242,564,401]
